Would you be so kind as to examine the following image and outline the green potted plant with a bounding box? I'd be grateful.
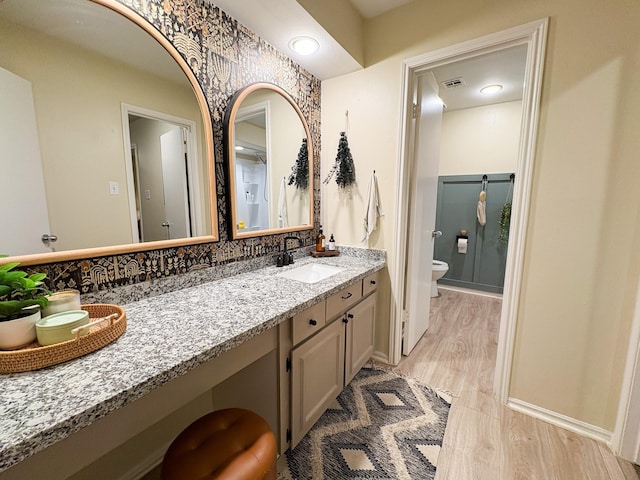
[0,259,50,350]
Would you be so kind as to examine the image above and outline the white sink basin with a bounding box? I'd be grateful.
[276,263,343,284]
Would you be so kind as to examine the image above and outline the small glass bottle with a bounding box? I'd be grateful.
[328,233,336,251]
[316,225,326,252]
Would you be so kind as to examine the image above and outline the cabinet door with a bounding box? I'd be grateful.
[345,293,376,385]
[291,319,345,448]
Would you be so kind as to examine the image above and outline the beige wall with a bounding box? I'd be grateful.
[321,0,640,431]
[440,101,521,175]
[0,19,204,251]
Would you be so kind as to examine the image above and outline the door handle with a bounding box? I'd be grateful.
[41,234,58,247]
[432,230,443,238]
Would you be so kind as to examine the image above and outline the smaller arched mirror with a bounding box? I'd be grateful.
[225,83,313,239]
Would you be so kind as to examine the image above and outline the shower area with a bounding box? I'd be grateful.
[234,152,269,232]
[434,173,513,294]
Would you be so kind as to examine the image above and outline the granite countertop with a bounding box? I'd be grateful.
[0,248,385,472]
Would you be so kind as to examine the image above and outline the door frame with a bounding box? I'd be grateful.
[613,280,640,460]
[390,19,548,403]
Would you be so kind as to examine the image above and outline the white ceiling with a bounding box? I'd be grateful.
[430,45,527,111]
[211,0,362,80]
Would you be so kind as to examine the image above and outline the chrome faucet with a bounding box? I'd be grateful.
[277,236,302,267]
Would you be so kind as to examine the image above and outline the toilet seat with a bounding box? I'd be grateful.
[433,260,448,271]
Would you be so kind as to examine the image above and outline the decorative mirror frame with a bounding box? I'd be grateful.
[3,0,218,267]
[224,82,314,240]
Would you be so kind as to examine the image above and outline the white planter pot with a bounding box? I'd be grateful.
[0,309,41,350]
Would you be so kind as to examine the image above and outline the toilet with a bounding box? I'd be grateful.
[431,260,449,297]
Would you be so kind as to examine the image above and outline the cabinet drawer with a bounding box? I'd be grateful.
[326,282,362,321]
[292,301,326,346]
[362,272,378,297]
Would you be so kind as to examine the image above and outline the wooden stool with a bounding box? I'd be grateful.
[161,408,277,480]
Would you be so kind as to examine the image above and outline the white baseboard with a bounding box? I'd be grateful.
[372,350,391,365]
[508,397,612,445]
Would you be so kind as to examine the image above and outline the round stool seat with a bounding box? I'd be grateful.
[161,408,277,480]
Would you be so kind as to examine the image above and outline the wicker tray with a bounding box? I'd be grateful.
[0,304,126,374]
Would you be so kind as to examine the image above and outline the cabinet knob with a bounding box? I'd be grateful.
[341,292,353,300]
[342,316,349,324]
[309,319,317,326]
[370,280,376,285]
[347,313,354,319]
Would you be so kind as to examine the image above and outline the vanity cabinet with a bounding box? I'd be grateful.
[289,273,378,447]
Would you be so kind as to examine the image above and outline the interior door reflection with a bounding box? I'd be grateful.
[128,114,192,242]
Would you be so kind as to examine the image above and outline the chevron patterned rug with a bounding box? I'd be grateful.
[279,366,452,480]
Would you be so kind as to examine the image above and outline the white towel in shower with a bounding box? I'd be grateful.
[361,171,384,243]
[278,177,288,228]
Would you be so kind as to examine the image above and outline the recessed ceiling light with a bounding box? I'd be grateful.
[288,36,319,55]
[480,84,503,95]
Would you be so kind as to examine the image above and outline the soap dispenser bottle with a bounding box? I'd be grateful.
[316,225,326,252]
[328,233,336,251]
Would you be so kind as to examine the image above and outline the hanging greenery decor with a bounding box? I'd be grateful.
[287,138,309,190]
[323,131,356,189]
[498,202,512,244]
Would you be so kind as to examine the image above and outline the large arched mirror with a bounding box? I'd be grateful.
[0,0,217,265]
[225,83,313,239]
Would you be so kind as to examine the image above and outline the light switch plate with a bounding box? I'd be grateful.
[109,181,120,195]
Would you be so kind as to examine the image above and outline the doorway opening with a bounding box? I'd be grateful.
[391,19,548,403]
[432,44,526,296]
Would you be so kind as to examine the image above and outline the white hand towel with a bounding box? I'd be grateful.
[361,171,384,242]
[278,178,288,228]
[477,199,486,226]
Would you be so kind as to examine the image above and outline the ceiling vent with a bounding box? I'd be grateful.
[441,77,466,88]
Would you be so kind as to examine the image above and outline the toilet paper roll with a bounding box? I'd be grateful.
[457,238,468,254]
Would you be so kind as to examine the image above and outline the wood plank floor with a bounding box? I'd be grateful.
[395,287,638,480]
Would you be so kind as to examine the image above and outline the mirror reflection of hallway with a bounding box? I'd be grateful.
[127,113,194,242]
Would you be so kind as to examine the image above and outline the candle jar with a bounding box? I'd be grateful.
[42,289,81,317]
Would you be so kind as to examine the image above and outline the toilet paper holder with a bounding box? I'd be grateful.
[456,231,469,254]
